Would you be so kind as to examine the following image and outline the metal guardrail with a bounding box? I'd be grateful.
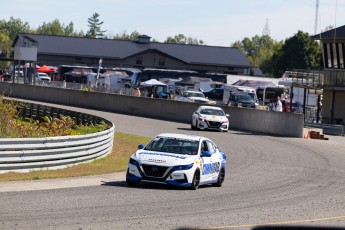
[0,102,115,173]
[17,102,104,126]
[304,122,344,136]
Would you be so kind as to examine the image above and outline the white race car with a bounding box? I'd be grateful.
[191,106,229,132]
[126,133,227,190]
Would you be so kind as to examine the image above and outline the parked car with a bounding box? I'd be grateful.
[35,72,51,82]
[227,92,259,109]
[126,133,227,189]
[202,88,224,100]
[281,99,302,113]
[191,105,229,132]
[175,90,209,103]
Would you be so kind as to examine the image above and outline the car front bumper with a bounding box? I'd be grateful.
[126,162,195,187]
[198,120,229,131]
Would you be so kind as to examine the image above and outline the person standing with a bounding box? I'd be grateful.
[274,96,283,112]
[135,88,141,97]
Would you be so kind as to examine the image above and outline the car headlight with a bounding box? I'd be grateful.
[172,163,194,171]
[198,116,205,121]
[129,158,140,167]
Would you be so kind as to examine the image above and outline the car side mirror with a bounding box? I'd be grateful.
[138,144,145,149]
[201,151,212,157]
[226,114,230,117]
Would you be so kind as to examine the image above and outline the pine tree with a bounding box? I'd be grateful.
[86,13,106,38]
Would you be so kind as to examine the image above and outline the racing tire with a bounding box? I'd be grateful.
[190,169,200,190]
[126,169,140,186]
[195,121,199,130]
[191,120,196,130]
[213,168,225,187]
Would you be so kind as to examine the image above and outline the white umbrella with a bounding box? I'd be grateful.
[140,79,166,87]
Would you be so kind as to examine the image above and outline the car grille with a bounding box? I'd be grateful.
[141,164,169,177]
[207,121,221,128]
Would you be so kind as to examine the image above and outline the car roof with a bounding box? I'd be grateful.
[185,90,203,93]
[156,133,204,141]
[198,105,223,110]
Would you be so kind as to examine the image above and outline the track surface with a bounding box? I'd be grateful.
[1,102,345,230]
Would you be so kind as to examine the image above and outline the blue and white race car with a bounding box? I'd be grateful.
[126,133,227,190]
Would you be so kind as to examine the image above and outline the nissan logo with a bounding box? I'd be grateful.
[152,165,158,172]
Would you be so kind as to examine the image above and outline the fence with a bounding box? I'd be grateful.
[0,102,115,173]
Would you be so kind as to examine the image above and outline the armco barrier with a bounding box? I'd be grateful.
[0,82,303,137]
[0,101,115,173]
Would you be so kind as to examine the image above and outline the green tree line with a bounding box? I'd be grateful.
[0,13,322,77]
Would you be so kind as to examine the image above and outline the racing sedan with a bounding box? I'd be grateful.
[191,106,229,132]
[126,133,227,190]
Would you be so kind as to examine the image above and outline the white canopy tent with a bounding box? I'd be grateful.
[140,79,166,87]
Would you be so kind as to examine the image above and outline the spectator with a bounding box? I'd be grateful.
[274,96,283,112]
[135,88,141,97]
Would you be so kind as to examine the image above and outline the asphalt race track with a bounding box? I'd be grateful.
[1,101,345,230]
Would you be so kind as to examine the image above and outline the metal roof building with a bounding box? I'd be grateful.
[12,34,252,75]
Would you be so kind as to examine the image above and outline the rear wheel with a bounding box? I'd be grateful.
[190,170,200,190]
[213,168,225,187]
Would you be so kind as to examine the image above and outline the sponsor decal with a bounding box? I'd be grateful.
[139,152,186,159]
[148,158,166,163]
[202,162,220,175]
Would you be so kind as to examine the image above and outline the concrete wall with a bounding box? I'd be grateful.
[0,82,303,137]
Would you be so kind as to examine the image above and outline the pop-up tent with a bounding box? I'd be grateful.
[36,65,54,73]
[140,79,166,87]
[139,79,168,99]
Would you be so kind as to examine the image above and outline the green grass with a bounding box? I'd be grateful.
[0,132,151,182]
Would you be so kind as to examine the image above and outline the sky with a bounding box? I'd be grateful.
[2,0,345,46]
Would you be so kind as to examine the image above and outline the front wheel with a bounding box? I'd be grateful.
[126,169,140,186]
[190,170,200,190]
[191,120,196,130]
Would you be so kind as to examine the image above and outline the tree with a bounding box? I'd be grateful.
[86,13,106,38]
[113,30,140,41]
[275,30,321,77]
[0,32,12,68]
[36,20,84,37]
[0,17,31,40]
[232,35,282,77]
[164,34,204,45]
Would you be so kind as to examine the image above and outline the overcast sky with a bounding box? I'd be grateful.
[2,0,345,46]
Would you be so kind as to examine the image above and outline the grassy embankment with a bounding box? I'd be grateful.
[0,97,150,182]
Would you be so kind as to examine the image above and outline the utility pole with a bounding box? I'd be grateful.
[314,0,319,35]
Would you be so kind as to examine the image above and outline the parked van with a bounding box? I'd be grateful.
[222,84,258,105]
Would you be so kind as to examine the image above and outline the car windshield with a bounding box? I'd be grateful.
[237,93,252,101]
[144,136,199,155]
[187,92,205,98]
[200,109,225,116]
